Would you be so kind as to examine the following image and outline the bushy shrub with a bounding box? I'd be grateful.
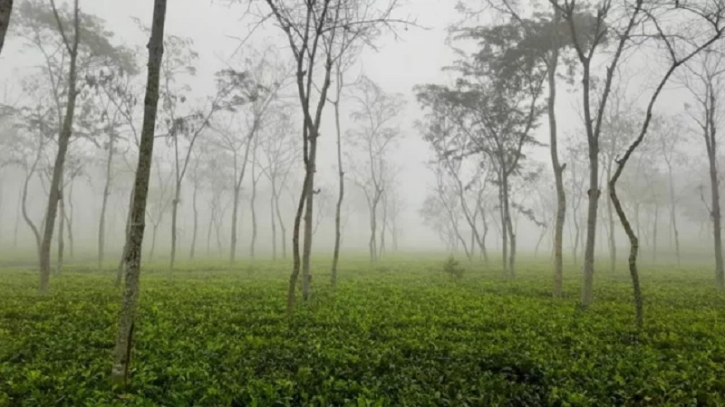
[443,255,464,280]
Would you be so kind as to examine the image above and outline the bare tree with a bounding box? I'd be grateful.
[682,45,725,290]
[259,108,298,260]
[255,0,408,312]
[112,0,167,385]
[608,1,725,327]
[347,76,404,263]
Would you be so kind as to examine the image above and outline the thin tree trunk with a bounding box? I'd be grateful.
[189,179,198,259]
[331,99,344,288]
[230,187,240,264]
[610,182,644,328]
[667,167,681,266]
[14,188,20,247]
[116,188,133,287]
[39,0,80,295]
[57,184,64,274]
[548,3,566,297]
[66,181,74,259]
[581,140,600,307]
[206,210,213,256]
[0,0,14,56]
[288,171,309,315]
[149,224,158,261]
[169,182,180,271]
[22,168,41,256]
[270,192,277,260]
[707,97,724,289]
[250,154,258,260]
[99,136,114,270]
[112,0,167,384]
[606,162,616,273]
[301,137,317,301]
[652,205,658,263]
[275,189,287,259]
[369,197,378,263]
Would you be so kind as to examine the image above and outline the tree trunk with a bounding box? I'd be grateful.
[57,185,65,274]
[652,205,658,263]
[189,179,198,259]
[206,210,213,256]
[149,224,158,261]
[66,181,74,259]
[270,192,277,260]
[13,189,20,247]
[288,170,309,315]
[250,161,258,260]
[499,173,508,278]
[331,100,344,288]
[581,139,600,307]
[369,196,378,263]
[112,0,167,384]
[301,137,317,301]
[548,4,566,297]
[230,187,240,264]
[610,182,644,328]
[116,188,134,287]
[275,189,287,259]
[99,137,114,270]
[0,0,14,56]
[606,162,616,274]
[39,0,80,295]
[667,167,681,266]
[169,182,180,271]
[707,120,724,289]
[22,169,42,256]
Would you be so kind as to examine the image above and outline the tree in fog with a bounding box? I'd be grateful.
[681,47,725,290]
[145,164,173,261]
[606,1,725,327]
[14,0,133,293]
[254,0,408,311]
[212,52,286,265]
[112,0,167,384]
[346,76,404,263]
[259,108,298,260]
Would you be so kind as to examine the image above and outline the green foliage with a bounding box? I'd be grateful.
[1,259,725,406]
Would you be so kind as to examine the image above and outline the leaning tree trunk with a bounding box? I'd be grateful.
[66,181,74,258]
[112,0,167,384]
[39,4,80,294]
[99,136,114,271]
[0,0,14,56]
[368,196,378,263]
[609,181,644,328]
[606,161,616,274]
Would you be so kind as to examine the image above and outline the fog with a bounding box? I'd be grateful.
[0,0,721,265]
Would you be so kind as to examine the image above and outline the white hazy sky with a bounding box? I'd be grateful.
[0,0,704,250]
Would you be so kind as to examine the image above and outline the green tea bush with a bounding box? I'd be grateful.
[442,255,464,280]
[1,259,725,406]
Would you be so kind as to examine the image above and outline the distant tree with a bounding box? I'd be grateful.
[145,164,173,261]
[681,47,725,290]
[347,76,405,263]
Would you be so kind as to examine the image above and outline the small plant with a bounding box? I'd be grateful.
[443,255,464,280]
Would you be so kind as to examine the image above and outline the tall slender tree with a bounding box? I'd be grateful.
[112,0,167,385]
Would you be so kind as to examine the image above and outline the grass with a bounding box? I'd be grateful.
[1,255,725,406]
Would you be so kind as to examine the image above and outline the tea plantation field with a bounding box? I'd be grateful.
[1,257,725,406]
